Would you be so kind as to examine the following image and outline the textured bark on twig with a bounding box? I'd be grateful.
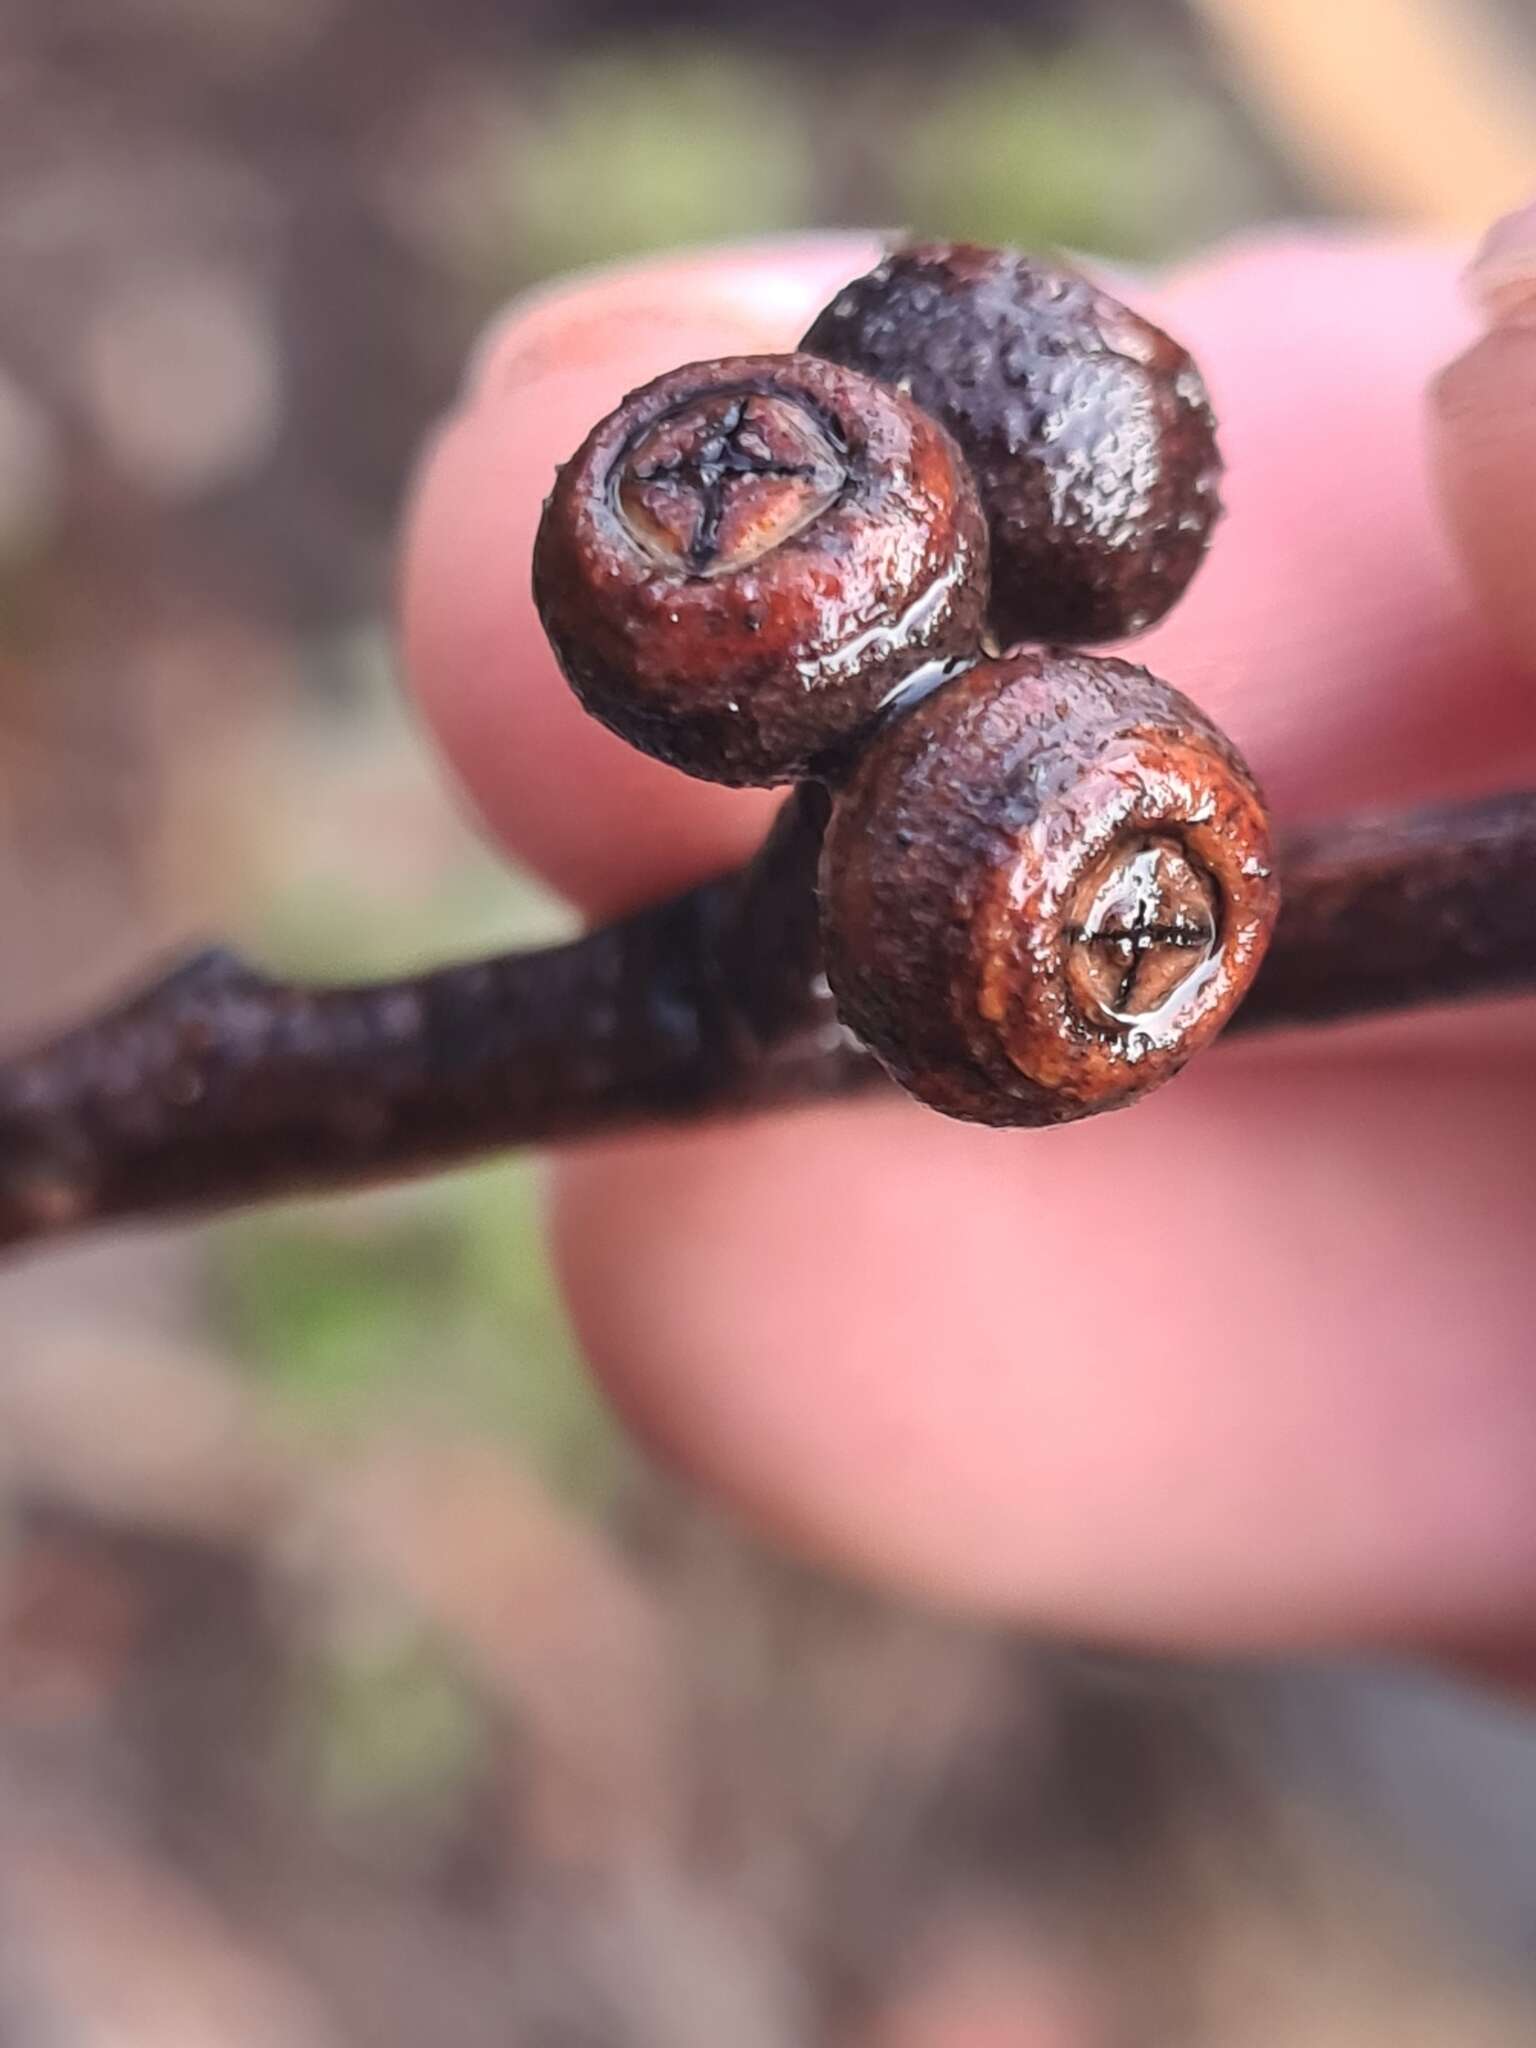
[0,789,1532,1258]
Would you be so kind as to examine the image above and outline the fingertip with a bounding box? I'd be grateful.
[550,1068,1536,1653]
[466,233,888,400]
[1432,316,1536,678]
[1133,232,1536,817]
[402,226,1535,909]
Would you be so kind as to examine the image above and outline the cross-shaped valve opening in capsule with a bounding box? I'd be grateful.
[615,389,846,577]
[1064,833,1220,1024]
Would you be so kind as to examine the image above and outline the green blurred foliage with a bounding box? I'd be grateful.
[493,45,818,279]
[891,47,1275,260]
[417,32,1279,307]
[212,1163,618,1499]
[301,1614,493,1846]
[255,858,568,985]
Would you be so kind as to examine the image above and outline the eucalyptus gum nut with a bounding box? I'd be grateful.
[820,649,1278,1127]
[804,243,1222,648]
[533,351,989,787]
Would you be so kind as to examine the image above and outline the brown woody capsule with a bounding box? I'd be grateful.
[820,649,1277,1126]
[802,243,1222,647]
[533,352,989,786]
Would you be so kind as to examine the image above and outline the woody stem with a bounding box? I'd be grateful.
[0,786,1531,1259]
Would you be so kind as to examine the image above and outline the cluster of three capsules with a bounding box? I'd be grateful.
[531,243,1278,1128]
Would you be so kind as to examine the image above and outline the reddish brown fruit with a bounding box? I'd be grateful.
[802,242,1222,647]
[533,353,989,786]
[820,649,1277,1126]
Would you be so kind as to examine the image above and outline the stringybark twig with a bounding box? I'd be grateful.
[0,787,1532,1259]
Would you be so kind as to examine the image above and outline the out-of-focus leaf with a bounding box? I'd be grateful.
[891,47,1276,261]
[210,1161,618,1499]
[504,44,818,276]
[302,1614,491,1834]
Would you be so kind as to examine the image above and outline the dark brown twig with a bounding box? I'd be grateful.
[1227,793,1536,1028]
[0,787,1532,1259]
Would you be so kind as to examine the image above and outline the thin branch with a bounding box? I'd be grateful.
[1228,789,1536,1028]
[1,787,1533,1258]
[0,786,865,1252]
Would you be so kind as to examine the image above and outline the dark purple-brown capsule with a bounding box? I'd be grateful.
[819,649,1277,1127]
[802,243,1222,647]
[533,352,989,786]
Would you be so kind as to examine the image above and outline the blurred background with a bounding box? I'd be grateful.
[2,1,1536,2041]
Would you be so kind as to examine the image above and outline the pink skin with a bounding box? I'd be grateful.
[400,230,1536,1661]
